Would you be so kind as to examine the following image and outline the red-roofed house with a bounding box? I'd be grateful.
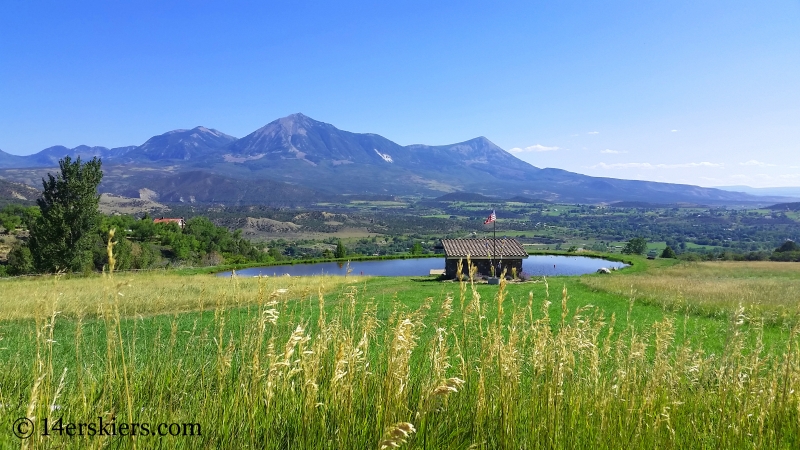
[154,217,186,229]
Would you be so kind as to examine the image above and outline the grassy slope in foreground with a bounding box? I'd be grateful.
[0,262,798,448]
[582,260,800,327]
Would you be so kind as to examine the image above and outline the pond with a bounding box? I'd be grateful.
[216,255,627,278]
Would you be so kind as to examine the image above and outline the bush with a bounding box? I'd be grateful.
[775,240,799,253]
[622,237,648,255]
[678,252,703,262]
[201,251,225,267]
[131,242,162,269]
[7,242,34,275]
[660,246,677,259]
[771,251,800,262]
[742,251,769,261]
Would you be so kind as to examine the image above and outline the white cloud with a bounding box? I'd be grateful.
[739,160,776,167]
[590,161,724,170]
[670,129,678,133]
[600,149,626,154]
[509,144,560,153]
[587,131,600,135]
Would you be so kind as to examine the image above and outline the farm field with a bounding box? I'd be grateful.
[0,260,799,448]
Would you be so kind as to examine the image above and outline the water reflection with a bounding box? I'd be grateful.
[217,255,627,278]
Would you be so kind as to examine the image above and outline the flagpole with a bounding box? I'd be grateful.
[493,209,496,274]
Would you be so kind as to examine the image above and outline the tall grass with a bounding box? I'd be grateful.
[1,263,798,448]
[582,261,800,326]
[0,271,349,320]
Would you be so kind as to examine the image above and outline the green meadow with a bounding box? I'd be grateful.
[1,257,799,449]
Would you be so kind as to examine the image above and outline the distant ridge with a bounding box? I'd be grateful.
[345,194,400,202]
[133,127,236,162]
[434,192,497,202]
[0,178,39,206]
[428,193,551,204]
[0,127,234,168]
[0,113,793,205]
[768,202,800,211]
[506,195,551,204]
[99,170,338,206]
[715,185,800,199]
[610,201,673,208]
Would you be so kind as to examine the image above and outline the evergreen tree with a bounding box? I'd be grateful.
[335,240,347,258]
[29,156,103,273]
[660,246,677,258]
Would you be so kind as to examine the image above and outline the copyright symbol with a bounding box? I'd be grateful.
[13,418,34,439]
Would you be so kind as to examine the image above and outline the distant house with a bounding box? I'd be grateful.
[154,217,186,229]
[441,238,528,279]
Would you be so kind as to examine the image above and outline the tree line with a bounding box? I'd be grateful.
[0,157,272,276]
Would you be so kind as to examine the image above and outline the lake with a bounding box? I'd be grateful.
[216,255,627,277]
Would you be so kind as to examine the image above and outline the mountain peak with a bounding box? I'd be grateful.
[275,112,321,129]
[459,136,495,146]
[190,126,233,139]
[0,114,781,204]
[286,112,309,120]
[134,126,236,161]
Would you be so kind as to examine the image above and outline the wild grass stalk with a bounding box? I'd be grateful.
[0,268,798,448]
[583,261,800,326]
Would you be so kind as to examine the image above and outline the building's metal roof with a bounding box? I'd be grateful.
[441,238,528,259]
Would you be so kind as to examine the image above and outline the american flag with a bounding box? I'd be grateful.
[484,210,496,225]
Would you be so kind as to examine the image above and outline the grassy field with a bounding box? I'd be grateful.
[0,260,798,448]
[0,271,352,320]
[582,261,800,327]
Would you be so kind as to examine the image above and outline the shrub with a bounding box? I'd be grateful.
[771,250,800,262]
[775,240,799,253]
[660,246,677,258]
[622,237,648,255]
[678,252,703,262]
[7,242,34,275]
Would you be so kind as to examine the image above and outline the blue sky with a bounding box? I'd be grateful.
[1,1,798,187]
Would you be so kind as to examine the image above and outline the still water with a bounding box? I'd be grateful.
[216,255,627,278]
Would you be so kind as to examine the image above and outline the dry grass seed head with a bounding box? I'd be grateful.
[379,422,416,449]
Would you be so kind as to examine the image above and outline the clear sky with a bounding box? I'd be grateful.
[1,1,798,188]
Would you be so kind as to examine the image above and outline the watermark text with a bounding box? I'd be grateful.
[13,417,201,439]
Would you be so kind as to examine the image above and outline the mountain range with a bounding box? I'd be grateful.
[0,113,795,205]
[715,185,800,199]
